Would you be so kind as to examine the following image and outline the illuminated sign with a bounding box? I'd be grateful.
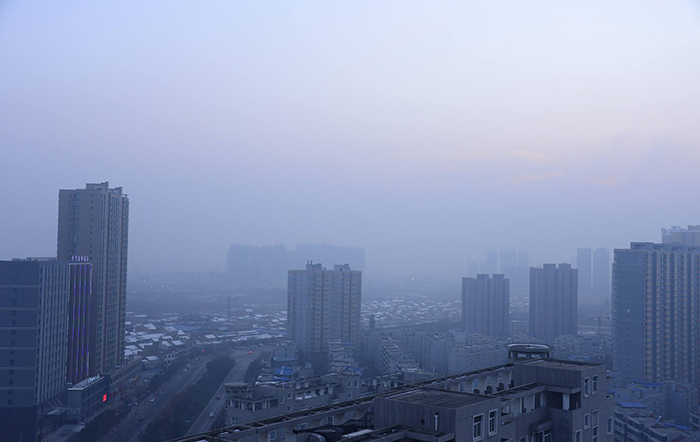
[103,394,107,402]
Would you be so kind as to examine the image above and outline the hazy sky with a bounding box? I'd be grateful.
[1,1,699,279]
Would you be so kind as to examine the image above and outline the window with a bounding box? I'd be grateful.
[543,429,551,442]
[270,430,276,440]
[593,410,599,426]
[607,417,613,435]
[584,413,590,429]
[473,414,484,440]
[280,396,284,404]
[286,406,291,412]
[584,377,590,396]
[279,428,285,439]
[592,375,598,393]
[592,426,598,442]
[575,430,582,442]
[519,437,527,442]
[488,410,497,435]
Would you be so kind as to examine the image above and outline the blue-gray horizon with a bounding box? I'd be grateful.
[1,1,699,278]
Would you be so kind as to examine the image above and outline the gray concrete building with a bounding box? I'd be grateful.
[662,225,700,246]
[593,248,611,298]
[529,264,578,343]
[613,242,700,388]
[0,259,71,442]
[57,182,129,376]
[577,248,592,298]
[462,274,510,337]
[287,263,362,364]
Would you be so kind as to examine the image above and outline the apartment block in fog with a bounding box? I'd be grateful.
[577,248,592,297]
[529,263,578,343]
[613,242,700,387]
[662,225,700,246]
[0,259,70,442]
[592,248,610,298]
[287,263,362,360]
[57,182,129,376]
[462,274,510,337]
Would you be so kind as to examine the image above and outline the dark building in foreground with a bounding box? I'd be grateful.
[462,274,510,337]
[165,345,613,442]
[66,258,93,385]
[529,263,578,343]
[0,259,70,442]
[613,242,700,388]
[58,182,129,376]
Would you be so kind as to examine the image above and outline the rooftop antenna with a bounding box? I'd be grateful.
[228,292,232,326]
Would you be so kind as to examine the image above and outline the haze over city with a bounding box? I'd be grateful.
[2,1,700,279]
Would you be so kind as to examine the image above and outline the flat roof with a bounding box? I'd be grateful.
[523,359,600,371]
[385,388,492,409]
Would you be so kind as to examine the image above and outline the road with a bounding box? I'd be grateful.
[185,348,268,435]
[100,355,212,442]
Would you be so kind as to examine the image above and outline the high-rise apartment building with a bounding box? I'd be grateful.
[613,242,700,387]
[66,258,93,385]
[287,263,361,361]
[529,264,578,343]
[57,182,129,375]
[592,247,610,297]
[480,249,498,274]
[0,259,70,442]
[662,225,700,246]
[577,248,592,297]
[462,274,510,337]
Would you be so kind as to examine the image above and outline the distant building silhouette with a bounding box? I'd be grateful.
[662,225,700,246]
[227,243,365,286]
[462,274,510,337]
[592,248,610,298]
[614,242,700,387]
[287,263,361,364]
[577,248,592,297]
[57,182,129,376]
[0,259,70,441]
[529,263,578,343]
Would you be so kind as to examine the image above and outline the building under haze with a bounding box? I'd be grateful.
[462,274,510,337]
[662,225,700,246]
[287,263,362,366]
[577,248,592,298]
[592,247,610,298]
[613,242,700,387]
[228,244,365,286]
[0,259,70,442]
[57,182,129,376]
[529,264,578,343]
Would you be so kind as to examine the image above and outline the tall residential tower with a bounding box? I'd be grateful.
[462,274,510,337]
[57,182,129,375]
[613,242,700,387]
[529,264,578,343]
[287,263,361,363]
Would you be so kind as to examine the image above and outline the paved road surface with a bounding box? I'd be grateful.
[186,348,270,435]
[99,355,211,442]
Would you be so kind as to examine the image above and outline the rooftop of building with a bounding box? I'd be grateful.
[384,388,492,409]
[522,358,601,371]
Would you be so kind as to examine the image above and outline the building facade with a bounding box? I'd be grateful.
[593,248,611,298]
[577,248,592,298]
[0,259,71,442]
[662,225,700,246]
[529,263,578,343]
[57,182,129,376]
[613,242,700,388]
[67,258,93,385]
[288,263,362,363]
[462,274,510,337]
